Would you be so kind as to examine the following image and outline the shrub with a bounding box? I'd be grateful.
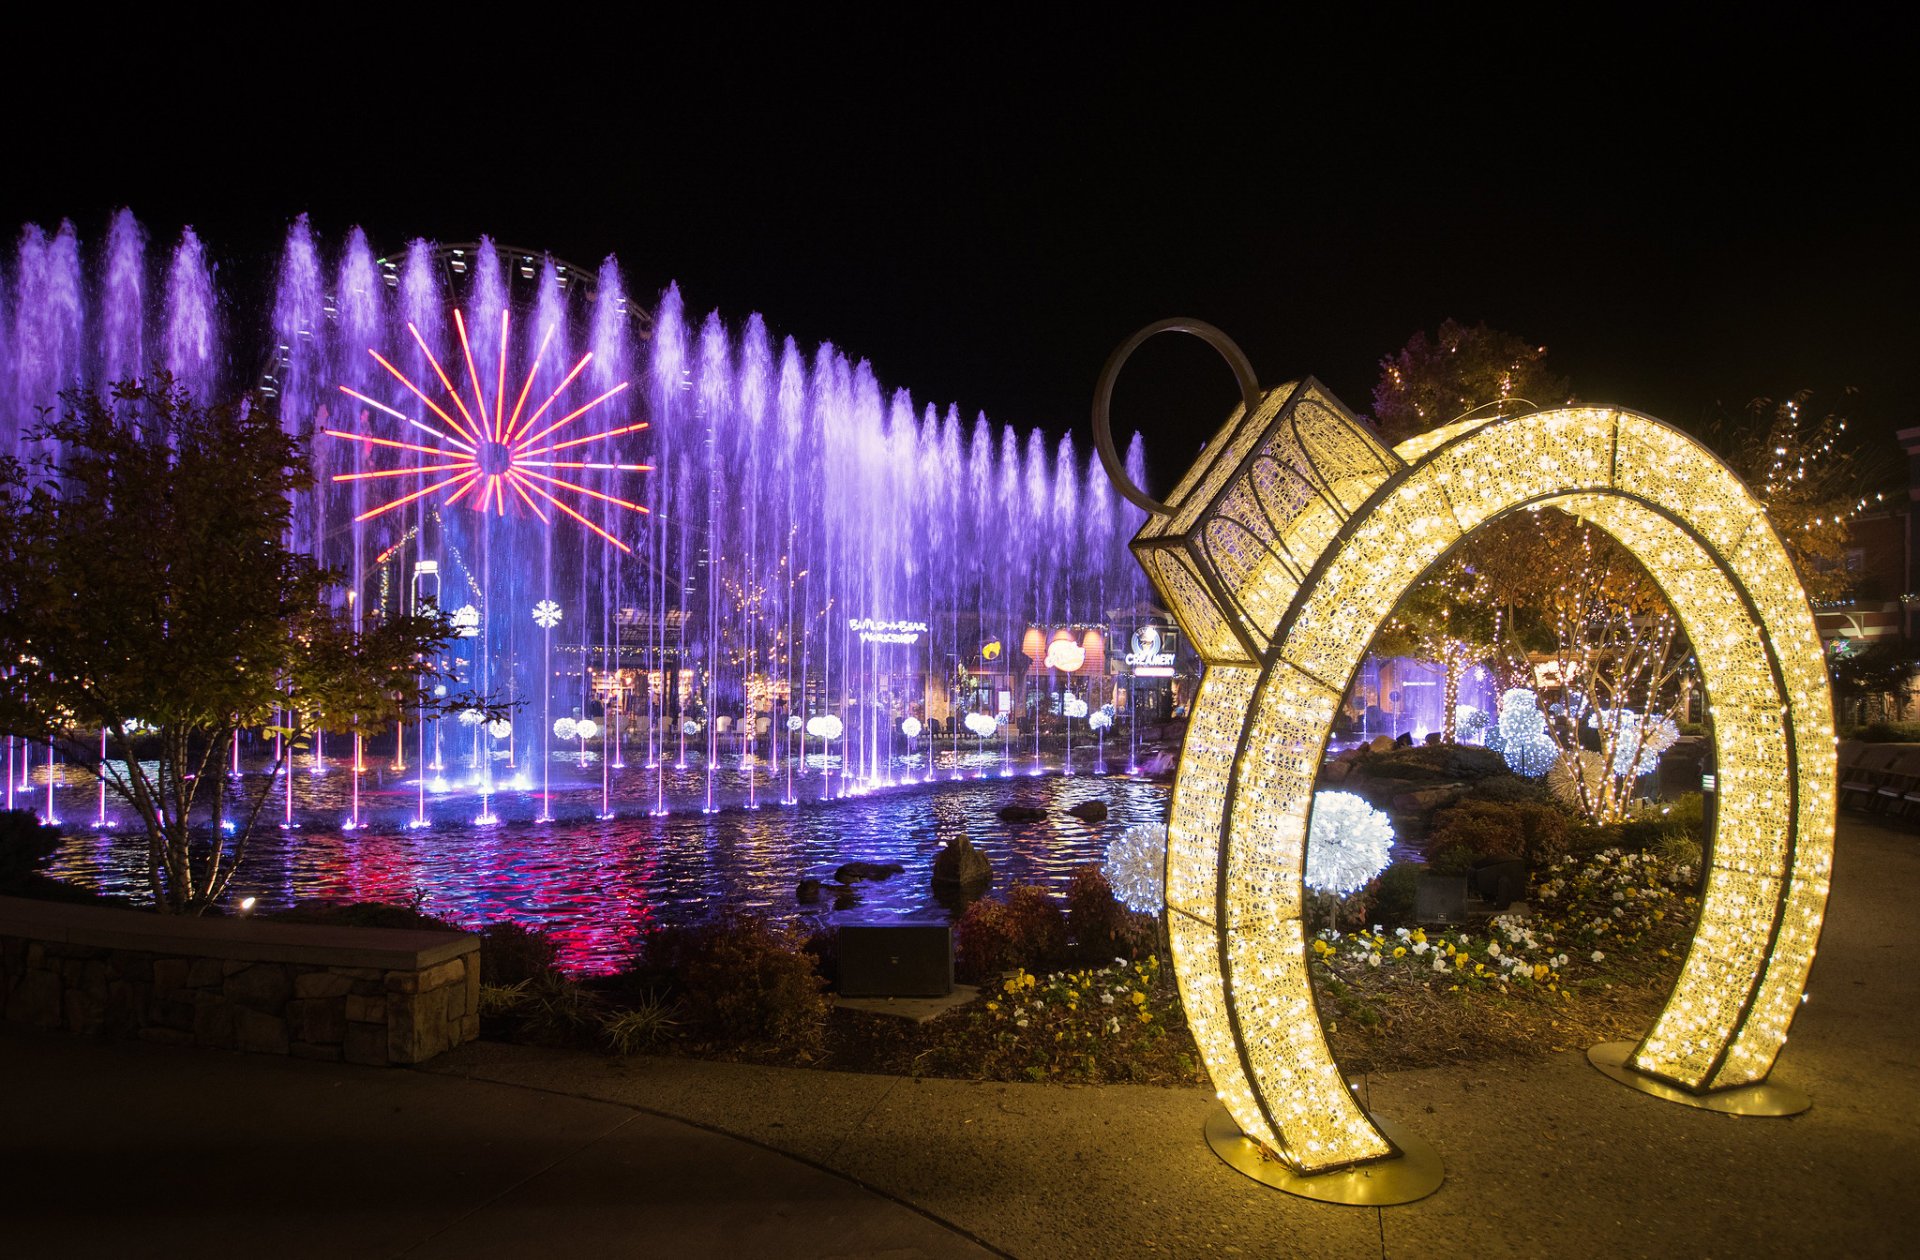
[0,810,61,893]
[1848,721,1920,743]
[1462,774,1556,807]
[672,915,828,1056]
[516,971,605,1047]
[480,921,560,986]
[954,883,1070,982]
[1368,861,1423,928]
[1429,798,1572,869]
[269,900,462,932]
[1361,744,1509,783]
[1064,865,1156,961]
[603,993,682,1055]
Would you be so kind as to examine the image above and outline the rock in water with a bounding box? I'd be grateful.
[796,878,823,904]
[1064,800,1108,822]
[932,834,993,888]
[834,861,905,883]
[997,804,1047,822]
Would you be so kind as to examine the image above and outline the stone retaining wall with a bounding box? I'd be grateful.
[0,895,479,1065]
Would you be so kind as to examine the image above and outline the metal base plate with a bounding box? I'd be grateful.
[1586,1041,1811,1117]
[1203,1106,1444,1206]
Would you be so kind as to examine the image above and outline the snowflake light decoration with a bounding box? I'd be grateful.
[1304,791,1395,896]
[1103,822,1168,914]
[328,307,651,553]
[532,600,563,629]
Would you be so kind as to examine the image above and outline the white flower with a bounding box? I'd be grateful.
[1555,954,1568,967]
[1412,941,1429,955]
[1367,953,1381,968]
[1487,942,1501,957]
[1016,1018,1029,1029]
[1432,956,1448,972]
[1101,992,1114,1006]
[1591,950,1605,962]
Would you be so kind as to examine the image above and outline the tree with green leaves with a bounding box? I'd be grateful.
[0,379,476,914]
[1370,319,1572,445]
[1371,554,1501,742]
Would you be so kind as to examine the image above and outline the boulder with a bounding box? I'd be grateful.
[932,834,993,888]
[1064,800,1108,823]
[834,861,905,883]
[832,888,860,911]
[1369,735,1397,755]
[796,878,824,904]
[997,804,1047,822]
[1320,760,1352,784]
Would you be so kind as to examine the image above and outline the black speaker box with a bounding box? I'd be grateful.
[837,923,954,997]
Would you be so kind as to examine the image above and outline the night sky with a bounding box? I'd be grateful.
[5,17,1911,499]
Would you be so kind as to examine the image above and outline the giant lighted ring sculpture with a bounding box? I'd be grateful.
[1093,321,1833,1202]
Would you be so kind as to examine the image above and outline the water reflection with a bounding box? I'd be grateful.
[47,770,1172,974]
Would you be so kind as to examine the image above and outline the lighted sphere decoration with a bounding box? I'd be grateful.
[487,719,513,740]
[786,715,804,733]
[1103,822,1169,914]
[963,712,999,739]
[1063,694,1090,719]
[1595,708,1682,778]
[575,719,599,740]
[1094,321,1834,1189]
[901,717,923,739]
[1045,639,1087,672]
[1304,791,1395,897]
[1089,710,1114,732]
[682,719,703,736]
[807,714,844,741]
[457,708,486,727]
[1496,688,1559,778]
[553,718,579,741]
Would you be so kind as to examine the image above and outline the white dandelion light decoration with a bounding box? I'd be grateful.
[1063,694,1089,719]
[1104,822,1168,914]
[457,708,486,727]
[1497,687,1559,778]
[807,714,844,741]
[786,715,804,732]
[1304,791,1395,897]
[901,717,923,738]
[553,718,579,741]
[487,719,513,740]
[963,712,998,738]
[575,719,599,741]
[1088,710,1114,732]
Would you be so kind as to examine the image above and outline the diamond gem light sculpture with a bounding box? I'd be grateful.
[1093,319,1834,1197]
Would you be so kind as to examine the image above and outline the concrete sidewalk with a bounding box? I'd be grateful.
[6,817,1918,1258]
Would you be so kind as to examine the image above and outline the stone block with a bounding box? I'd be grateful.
[465,964,480,1017]
[459,1013,479,1042]
[157,995,197,1032]
[232,1006,288,1055]
[137,1026,193,1047]
[64,988,105,1036]
[105,980,143,1036]
[153,958,190,991]
[294,971,352,999]
[222,959,249,976]
[108,951,154,984]
[383,969,420,995]
[186,958,224,988]
[192,996,233,1048]
[287,997,346,1045]
[224,964,292,1012]
[345,993,387,1023]
[342,1020,387,1066]
[6,967,62,1028]
[350,978,384,996]
[289,1040,342,1062]
[25,941,45,969]
[388,984,452,1063]
[332,967,385,981]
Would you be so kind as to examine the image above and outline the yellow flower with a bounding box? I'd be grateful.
[986,1001,999,1012]
[1411,929,1427,945]
[1533,964,1551,982]
[1138,1012,1152,1023]
[1131,991,1147,1005]
[1393,947,1406,958]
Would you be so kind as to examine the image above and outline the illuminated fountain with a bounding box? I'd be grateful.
[2,212,1156,827]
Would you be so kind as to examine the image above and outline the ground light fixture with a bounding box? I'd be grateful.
[1093,319,1834,1205]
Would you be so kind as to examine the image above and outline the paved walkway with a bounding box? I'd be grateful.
[6,817,1918,1258]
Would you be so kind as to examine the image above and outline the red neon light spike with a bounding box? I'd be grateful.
[404,323,488,444]
[357,469,479,522]
[446,474,481,507]
[323,429,466,460]
[452,310,493,442]
[338,386,475,452]
[370,350,484,447]
[516,468,650,513]
[514,381,632,452]
[514,421,651,459]
[496,473,507,516]
[516,462,654,471]
[506,472,550,523]
[495,309,510,442]
[502,324,555,443]
[519,477,634,553]
[504,351,593,445]
[332,463,471,482]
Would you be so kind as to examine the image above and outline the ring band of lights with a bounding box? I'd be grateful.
[1094,326,1834,1178]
